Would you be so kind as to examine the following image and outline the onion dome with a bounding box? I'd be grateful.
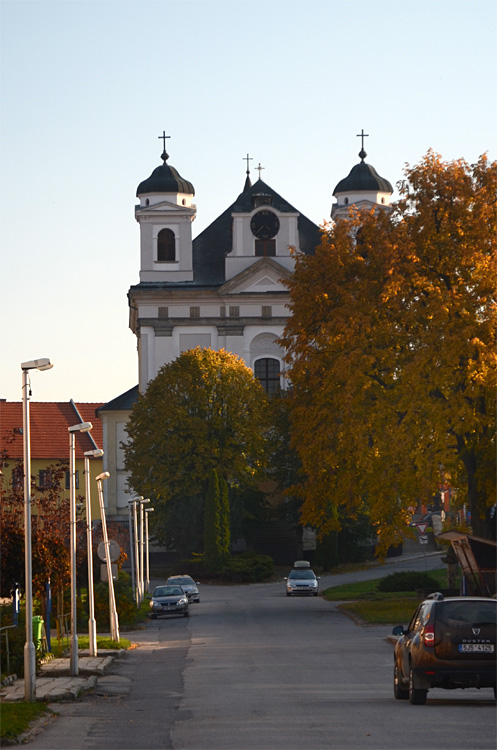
[136,149,195,196]
[333,147,393,196]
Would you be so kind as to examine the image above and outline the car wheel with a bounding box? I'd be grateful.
[286,592,291,597]
[394,664,409,700]
[150,614,157,620]
[184,611,189,617]
[409,666,427,705]
[313,592,318,597]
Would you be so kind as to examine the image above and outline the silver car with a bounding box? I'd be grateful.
[285,567,320,596]
[148,585,189,618]
[167,575,200,602]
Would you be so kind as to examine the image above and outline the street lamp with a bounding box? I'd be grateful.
[144,507,154,594]
[21,358,53,701]
[68,421,93,676]
[96,472,120,642]
[83,448,104,657]
[128,497,143,606]
[139,499,150,603]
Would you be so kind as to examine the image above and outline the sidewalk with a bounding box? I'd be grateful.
[0,649,124,703]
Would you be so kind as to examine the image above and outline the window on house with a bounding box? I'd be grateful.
[255,240,276,257]
[254,358,281,395]
[157,228,176,261]
[229,306,239,318]
[64,471,79,490]
[190,306,200,318]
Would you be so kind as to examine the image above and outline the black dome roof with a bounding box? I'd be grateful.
[136,152,195,196]
[333,158,392,195]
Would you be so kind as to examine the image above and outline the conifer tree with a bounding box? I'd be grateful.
[204,468,222,570]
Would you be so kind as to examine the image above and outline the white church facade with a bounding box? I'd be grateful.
[98,134,393,519]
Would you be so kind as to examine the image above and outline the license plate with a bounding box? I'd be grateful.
[458,644,494,653]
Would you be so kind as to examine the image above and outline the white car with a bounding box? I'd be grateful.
[285,561,320,596]
[167,575,200,602]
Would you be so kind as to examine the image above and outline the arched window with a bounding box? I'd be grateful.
[254,358,281,395]
[157,228,175,261]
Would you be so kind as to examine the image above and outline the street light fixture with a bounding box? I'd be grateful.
[68,421,93,676]
[96,472,120,642]
[144,507,154,594]
[21,358,53,701]
[83,448,104,657]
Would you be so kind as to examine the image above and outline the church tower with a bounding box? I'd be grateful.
[135,134,196,283]
[331,131,393,221]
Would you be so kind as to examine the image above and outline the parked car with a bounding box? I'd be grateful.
[392,592,496,704]
[167,575,200,602]
[284,561,320,596]
[148,585,189,619]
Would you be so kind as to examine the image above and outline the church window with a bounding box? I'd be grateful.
[255,240,276,257]
[157,228,176,261]
[262,305,272,318]
[190,306,200,318]
[229,306,239,318]
[344,197,349,205]
[254,358,281,395]
[220,306,226,318]
[158,306,169,319]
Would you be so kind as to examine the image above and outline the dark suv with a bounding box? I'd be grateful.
[392,593,496,704]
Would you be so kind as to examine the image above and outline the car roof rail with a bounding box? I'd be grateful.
[426,591,444,601]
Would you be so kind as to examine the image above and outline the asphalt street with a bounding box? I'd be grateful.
[23,553,497,750]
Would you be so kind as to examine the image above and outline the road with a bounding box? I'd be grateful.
[28,554,496,750]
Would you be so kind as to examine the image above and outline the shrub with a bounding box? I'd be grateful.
[93,571,138,629]
[377,571,438,593]
[179,552,274,583]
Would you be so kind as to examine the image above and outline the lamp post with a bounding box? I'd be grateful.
[68,421,93,676]
[130,497,142,606]
[83,448,103,657]
[144,507,154,594]
[21,358,53,701]
[96,472,119,641]
[139,499,150,603]
[127,500,136,602]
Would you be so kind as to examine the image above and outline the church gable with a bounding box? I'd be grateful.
[219,257,292,295]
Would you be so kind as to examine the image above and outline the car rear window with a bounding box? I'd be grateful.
[436,601,496,627]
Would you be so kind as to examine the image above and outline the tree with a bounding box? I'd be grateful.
[123,347,271,551]
[281,152,496,550]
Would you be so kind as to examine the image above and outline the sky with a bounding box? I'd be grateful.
[1,0,495,405]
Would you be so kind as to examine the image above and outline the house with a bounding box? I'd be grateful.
[0,399,104,517]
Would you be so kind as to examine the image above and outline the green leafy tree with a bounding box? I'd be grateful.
[281,152,496,550]
[124,347,271,552]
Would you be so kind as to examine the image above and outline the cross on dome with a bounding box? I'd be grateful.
[158,131,171,162]
[356,129,369,161]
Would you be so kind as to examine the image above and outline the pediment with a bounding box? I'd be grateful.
[135,200,195,216]
[219,258,292,295]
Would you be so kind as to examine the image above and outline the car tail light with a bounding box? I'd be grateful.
[423,626,435,646]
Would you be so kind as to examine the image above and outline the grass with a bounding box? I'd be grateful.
[323,568,452,625]
[0,701,51,742]
[48,634,132,657]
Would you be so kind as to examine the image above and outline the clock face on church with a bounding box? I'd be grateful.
[250,210,280,240]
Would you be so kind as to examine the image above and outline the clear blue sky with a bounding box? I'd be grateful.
[1,0,495,404]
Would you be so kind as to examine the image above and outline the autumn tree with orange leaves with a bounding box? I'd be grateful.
[281,152,496,552]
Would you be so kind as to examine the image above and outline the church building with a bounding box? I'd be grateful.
[98,134,393,519]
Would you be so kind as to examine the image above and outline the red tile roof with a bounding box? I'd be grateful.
[0,401,104,460]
